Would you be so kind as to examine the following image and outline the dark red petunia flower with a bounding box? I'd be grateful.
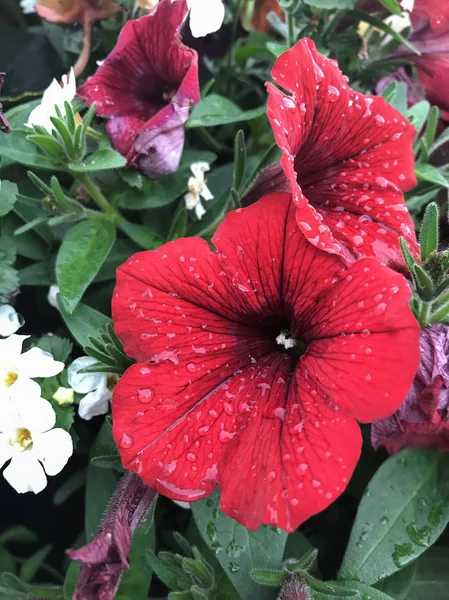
[68,472,156,600]
[372,324,449,454]
[0,74,10,134]
[266,39,418,267]
[77,0,200,178]
[112,194,420,532]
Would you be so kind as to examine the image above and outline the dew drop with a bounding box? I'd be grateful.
[186,452,197,462]
[186,363,197,373]
[312,479,321,488]
[267,471,277,482]
[119,433,133,449]
[137,387,155,404]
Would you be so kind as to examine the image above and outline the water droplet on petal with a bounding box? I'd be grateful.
[119,433,133,449]
[137,387,155,404]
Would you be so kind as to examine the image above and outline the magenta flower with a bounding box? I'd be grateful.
[67,472,156,600]
[372,324,449,454]
[0,74,10,134]
[77,0,200,178]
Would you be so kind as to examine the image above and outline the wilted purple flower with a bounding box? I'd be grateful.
[372,324,449,454]
[279,576,312,600]
[376,67,426,108]
[68,472,156,600]
[77,0,200,179]
[0,74,10,134]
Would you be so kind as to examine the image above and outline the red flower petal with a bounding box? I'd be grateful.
[266,38,418,266]
[77,0,200,176]
[112,194,420,531]
[412,0,449,29]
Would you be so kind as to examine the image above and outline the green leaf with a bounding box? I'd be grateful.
[63,562,80,600]
[85,422,120,540]
[93,239,138,282]
[347,10,419,55]
[34,335,73,363]
[312,579,393,599]
[339,448,449,585]
[0,573,62,599]
[0,181,18,217]
[53,468,87,505]
[27,134,65,158]
[192,489,287,599]
[415,164,449,188]
[408,547,449,599]
[0,262,19,299]
[58,300,111,349]
[233,130,246,191]
[0,130,63,170]
[120,221,163,250]
[0,526,38,545]
[19,545,52,582]
[377,0,402,15]
[56,220,116,313]
[19,259,53,286]
[406,102,430,137]
[376,562,416,599]
[250,568,284,586]
[420,202,439,261]
[69,147,127,172]
[413,264,434,299]
[187,95,266,128]
[423,106,440,150]
[266,42,288,58]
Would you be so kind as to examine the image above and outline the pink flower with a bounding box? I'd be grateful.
[112,194,420,532]
[0,74,10,134]
[77,0,200,178]
[67,472,156,600]
[266,39,418,268]
[372,324,449,454]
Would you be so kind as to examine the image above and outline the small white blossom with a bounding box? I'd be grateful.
[26,68,76,133]
[0,335,64,401]
[187,0,225,38]
[184,162,214,220]
[0,388,73,494]
[0,305,23,338]
[20,0,36,14]
[68,357,116,420]
[401,0,414,11]
[47,284,60,309]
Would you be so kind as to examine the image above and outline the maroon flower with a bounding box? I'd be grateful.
[77,0,200,178]
[0,74,10,134]
[279,576,312,600]
[372,324,449,454]
[67,472,156,600]
[375,67,426,108]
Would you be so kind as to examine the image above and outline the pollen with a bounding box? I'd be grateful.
[9,428,33,451]
[276,332,297,350]
[4,371,18,387]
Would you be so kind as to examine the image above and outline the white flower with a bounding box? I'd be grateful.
[47,284,60,309]
[0,305,23,338]
[0,389,73,494]
[184,162,214,220]
[68,356,116,420]
[26,68,76,133]
[401,0,414,11]
[187,0,225,38]
[20,0,36,14]
[0,335,64,401]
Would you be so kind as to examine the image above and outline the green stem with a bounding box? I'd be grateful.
[287,13,295,47]
[418,301,431,327]
[73,172,124,226]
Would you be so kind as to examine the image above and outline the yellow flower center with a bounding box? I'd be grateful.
[4,371,18,387]
[9,428,33,451]
[107,374,119,391]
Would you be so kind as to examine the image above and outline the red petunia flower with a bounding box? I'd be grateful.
[266,39,418,267]
[77,0,200,178]
[0,74,10,134]
[112,194,420,532]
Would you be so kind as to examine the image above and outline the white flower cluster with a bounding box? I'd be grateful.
[0,306,72,494]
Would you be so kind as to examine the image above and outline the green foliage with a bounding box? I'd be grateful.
[339,449,449,585]
[192,489,287,599]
